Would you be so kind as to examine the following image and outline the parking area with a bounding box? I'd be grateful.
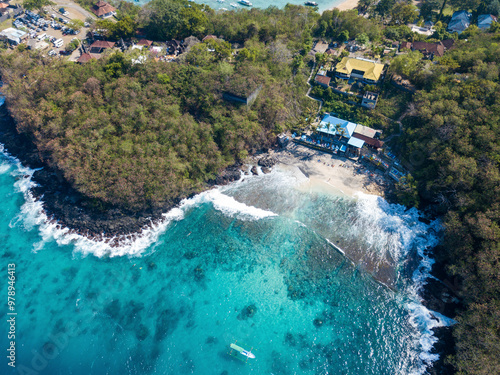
[13,9,91,57]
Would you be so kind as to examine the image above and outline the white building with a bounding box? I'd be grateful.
[0,28,27,45]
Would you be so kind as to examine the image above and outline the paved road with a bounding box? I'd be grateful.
[48,0,96,22]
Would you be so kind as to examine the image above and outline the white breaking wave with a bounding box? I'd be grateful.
[407,302,456,370]
[0,161,11,174]
[1,143,276,257]
[17,188,275,257]
[352,192,454,375]
[352,192,428,264]
[195,189,277,220]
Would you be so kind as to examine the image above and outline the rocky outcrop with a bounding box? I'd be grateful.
[258,155,277,168]
[214,164,241,185]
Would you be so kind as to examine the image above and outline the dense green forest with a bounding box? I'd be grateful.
[6,0,500,373]
[394,33,500,374]
[1,5,318,209]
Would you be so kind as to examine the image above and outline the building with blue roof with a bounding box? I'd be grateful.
[447,11,472,34]
[317,115,357,139]
[478,14,497,30]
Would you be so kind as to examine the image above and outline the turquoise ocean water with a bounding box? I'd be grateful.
[0,144,454,375]
[133,0,342,13]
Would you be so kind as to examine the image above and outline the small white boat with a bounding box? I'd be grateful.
[229,342,256,360]
[230,2,238,7]
[239,0,252,5]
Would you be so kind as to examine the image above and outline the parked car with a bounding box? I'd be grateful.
[48,50,57,56]
[53,38,63,48]
[59,50,70,55]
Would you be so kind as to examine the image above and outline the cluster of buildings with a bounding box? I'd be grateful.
[313,114,384,157]
[297,113,406,180]
[447,11,497,34]
[77,36,187,64]
[314,56,384,109]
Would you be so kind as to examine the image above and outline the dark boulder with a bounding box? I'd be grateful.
[258,156,276,168]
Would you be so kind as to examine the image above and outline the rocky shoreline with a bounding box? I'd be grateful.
[422,254,461,375]
[0,105,277,241]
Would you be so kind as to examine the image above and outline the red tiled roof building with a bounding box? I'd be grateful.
[315,74,331,87]
[91,1,116,19]
[77,53,97,64]
[137,39,153,47]
[89,40,115,53]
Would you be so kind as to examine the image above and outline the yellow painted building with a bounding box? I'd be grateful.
[335,57,385,83]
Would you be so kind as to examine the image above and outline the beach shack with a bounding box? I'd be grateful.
[352,124,384,150]
[347,137,364,156]
[315,114,358,154]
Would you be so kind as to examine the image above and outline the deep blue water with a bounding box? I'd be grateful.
[0,149,450,375]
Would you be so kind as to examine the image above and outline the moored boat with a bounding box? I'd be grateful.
[305,1,319,5]
[229,342,256,361]
[239,0,252,6]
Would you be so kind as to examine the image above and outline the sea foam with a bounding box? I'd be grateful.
[353,192,454,375]
[1,143,276,258]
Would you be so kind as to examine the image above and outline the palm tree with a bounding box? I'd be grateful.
[338,126,346,141]
[335,124,341,139]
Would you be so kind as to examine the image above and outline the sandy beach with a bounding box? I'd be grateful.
[333,0,359,11]
[268,142,388,199]
[245,141,397,287]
